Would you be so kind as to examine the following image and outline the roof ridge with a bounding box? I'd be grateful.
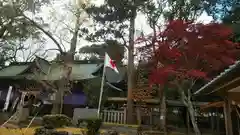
[10,62,32,65]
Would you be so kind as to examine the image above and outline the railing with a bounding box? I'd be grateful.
[101,109,126,124]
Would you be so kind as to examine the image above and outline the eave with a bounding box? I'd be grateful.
[194,60,240,95]
[107,97,208,107]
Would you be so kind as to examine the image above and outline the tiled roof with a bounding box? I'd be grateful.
[0,59,99,80]
[0,65,29,78]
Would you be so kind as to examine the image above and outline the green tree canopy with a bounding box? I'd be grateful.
[222,5,240,42]
[79,40,124,62]
[204,0,239,20]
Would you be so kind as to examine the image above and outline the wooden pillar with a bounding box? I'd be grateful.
[136,107,141,125]
[235,107,240,135]
[216,108,220,135]
[223,97,233,135]
[210,110,215,133]
[123,107,127,124]
[210,113,213,131]
[238,115,240,135]
[150,108,153,125]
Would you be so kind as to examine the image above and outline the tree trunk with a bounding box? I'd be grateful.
[176,81,201,135]
[187,87,201,135]
[160,93,167,135]
[158,85,166,133]
[51,90,61,114]
[187,100,201,135]
[126,5,137,124]
[59,87,64,114]
[50,9,80,114]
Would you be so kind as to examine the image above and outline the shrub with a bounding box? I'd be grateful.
[107,130,119,135]
[137,125,144,135]
[34,127,69,135]
[77,118,88,127]
[42,114,72,129]
[85,118,102,135]
[51,131,69,135]
[34,127,54,135]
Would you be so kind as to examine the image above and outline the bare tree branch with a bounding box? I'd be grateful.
[58,34,67,52]
[48,5,75,33]
[23,14,64,53]
[25,48,42,62]
[42,48,61,57]
[0,20,12,39]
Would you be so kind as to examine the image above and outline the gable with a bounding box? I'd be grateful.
[35,56,51,74]
[18,57,50,75]
[42,63,98,80]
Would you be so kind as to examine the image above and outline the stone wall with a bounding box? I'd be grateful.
[72,108,98,124]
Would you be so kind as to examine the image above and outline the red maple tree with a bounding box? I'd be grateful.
[136,19,239,84]
[135,19,240,134]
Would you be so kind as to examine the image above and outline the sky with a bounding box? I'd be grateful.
[17,0,213,61]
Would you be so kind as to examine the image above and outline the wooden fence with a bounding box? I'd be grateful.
[101,109,126,124]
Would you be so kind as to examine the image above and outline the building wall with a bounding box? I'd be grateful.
[0,81,88,115]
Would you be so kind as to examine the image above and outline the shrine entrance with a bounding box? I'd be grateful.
[1,90,45,127]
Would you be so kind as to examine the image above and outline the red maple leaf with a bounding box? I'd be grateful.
[136,19,239,87]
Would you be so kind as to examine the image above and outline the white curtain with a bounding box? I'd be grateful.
[3,86,13,111]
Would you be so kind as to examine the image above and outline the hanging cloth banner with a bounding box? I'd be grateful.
[20,92,27,106]
[3,86,13,111]
[11,97,20,112]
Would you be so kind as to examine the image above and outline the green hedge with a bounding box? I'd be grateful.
[34,127,69,135]
[77,118,88,127]
[42,114,72,129]
[78,118,102,135]
[34,127,54,135]
[107,130,119,135]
